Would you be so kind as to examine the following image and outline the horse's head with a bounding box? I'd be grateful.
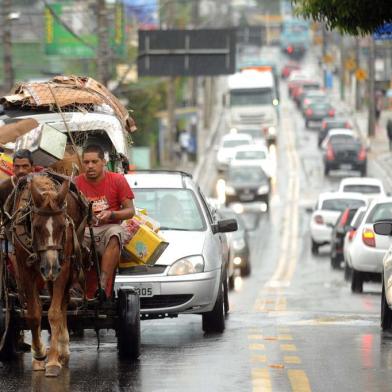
[30,176,70,281]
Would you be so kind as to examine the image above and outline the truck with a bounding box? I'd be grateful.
[226,69,279,145]
[280,19,310,58]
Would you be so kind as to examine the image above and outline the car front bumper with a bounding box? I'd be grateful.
[114,269,221,315]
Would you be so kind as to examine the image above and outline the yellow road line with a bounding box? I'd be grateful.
[288,369,312,392]
[248,335,264,340]
[250,355,267,363]
[252,368,272,392]
[284,356,302,364]
[249,343,265,351]
[278,334,293,341]
[280,344,297,352]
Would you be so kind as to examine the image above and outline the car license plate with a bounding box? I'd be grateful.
[340,164,352,170]
[240,193,254,201]
[117,283,160,297]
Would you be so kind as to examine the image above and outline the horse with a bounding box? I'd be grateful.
[9,173,86,377]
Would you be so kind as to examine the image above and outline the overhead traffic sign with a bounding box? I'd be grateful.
[374,23,392,40]
[137,29,236,77]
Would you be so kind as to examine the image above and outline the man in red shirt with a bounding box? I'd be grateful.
[75,144,135,299]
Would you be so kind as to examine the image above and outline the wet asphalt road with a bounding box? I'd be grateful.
[2,57,392,392]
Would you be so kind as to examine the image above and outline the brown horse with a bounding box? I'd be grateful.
[11,174,85,377]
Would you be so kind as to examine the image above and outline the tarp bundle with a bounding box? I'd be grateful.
[0,75,136,133]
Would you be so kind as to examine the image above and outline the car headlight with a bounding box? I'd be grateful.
[167,255,204,276]
[233,238,246,251]
[257,185,269,194]
[225,185,236,195]
[268,126,276,135]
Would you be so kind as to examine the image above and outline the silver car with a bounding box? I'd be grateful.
[114,171,237,333]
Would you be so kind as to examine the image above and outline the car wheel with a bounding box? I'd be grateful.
[351,269,363,293]
[381,276,392,330]
[228,274,235,290]
[360,168,367,177]
[324,165,329,176]
[305,120,309,128]
[202,279,225,333]
[223,270,229,315]
[311,239,319,255]
[344,262,352,282]
[241,259,251,277]
[330,254,341,269]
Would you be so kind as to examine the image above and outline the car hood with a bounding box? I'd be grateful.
[155,230,206,266]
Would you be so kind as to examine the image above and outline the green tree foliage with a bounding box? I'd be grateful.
[292,0,392,35]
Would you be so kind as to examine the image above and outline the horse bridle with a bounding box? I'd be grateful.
[30,205,69,264]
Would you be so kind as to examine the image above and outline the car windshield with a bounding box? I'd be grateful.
[228,167,267,183]
[223,139,250,148]
[329,134,355,144]
[366,202,392,223]
[321,198,365,211]
[343,185,381,194]
[133,189,206,231]
[230,88,274,106]
[237,129,262,139]
[235,150,266,160]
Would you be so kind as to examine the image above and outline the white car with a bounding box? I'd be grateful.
[230,144,274,178]
[343,206,367,281]
[347,197,392,293]
[115,171,237,333]
[230,126,267,146]
[310,192,367,254]
[215,133,253,172]
[320,128,357,150]
[338,177,386,202]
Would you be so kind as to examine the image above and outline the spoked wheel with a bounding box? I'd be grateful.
[381,277,392,330]
[0,299,18,361]
[117,289,141,361]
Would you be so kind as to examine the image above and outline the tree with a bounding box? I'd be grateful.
[292,0,392,35]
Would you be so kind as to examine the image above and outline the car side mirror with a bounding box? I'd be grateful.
[374,221,392,236]
[212,219,238,234]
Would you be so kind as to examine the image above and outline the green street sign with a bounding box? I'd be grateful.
[44,2,125,58]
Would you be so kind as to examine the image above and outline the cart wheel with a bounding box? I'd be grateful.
[117,289,141,361]
[0,300,18,361]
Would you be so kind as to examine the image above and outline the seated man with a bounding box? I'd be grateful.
[75,144,135,299]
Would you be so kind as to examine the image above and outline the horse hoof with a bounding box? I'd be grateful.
[32,359,46,371]
[45,365,61,377]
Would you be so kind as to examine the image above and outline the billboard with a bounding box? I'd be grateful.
[44,2,125,58]
[138,29,236,77]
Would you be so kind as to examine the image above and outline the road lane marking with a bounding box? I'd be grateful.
[284,356,302,364]
[252,368,272,392]
[250,355,267,363]
[248,335,264,340]
[288,369,312,392]
[280,344,297,352]
[249,343,265,351]
[278,335,293,341]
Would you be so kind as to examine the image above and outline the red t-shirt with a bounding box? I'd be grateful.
[75,171,134,224]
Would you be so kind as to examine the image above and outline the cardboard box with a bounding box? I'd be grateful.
[50,147,83,176]
[15,123,67,167]
[0,153,13,180]
[121,218,168,266]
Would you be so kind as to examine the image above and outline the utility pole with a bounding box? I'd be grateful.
[164,0,176,166]
[2,0,14,92]
[96,0,110,86]
[339,34,345,101]
[321,23,327,88]
[190,0,199,161]
[367,37,376,137]
[354,37,361,111]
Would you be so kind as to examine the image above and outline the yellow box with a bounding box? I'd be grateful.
[122,221,168,266]
[0,153,13,179]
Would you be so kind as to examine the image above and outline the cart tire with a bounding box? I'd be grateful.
[117,289,141,361]
[0,300,18,361]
